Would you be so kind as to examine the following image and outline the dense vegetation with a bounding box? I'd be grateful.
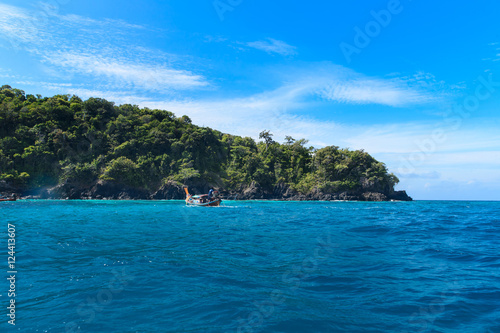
[0,85,399,195]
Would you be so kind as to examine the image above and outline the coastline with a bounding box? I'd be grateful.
[2,179,412,202]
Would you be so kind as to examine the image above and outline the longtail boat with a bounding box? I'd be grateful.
[0,198,16,202]
[184,188,221,207]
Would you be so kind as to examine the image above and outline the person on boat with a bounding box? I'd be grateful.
[208,187,214,201]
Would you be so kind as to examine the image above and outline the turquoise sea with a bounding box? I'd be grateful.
[2,200,500,332]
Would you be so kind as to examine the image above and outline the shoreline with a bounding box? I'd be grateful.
[11,196,412,202]
[9,198,498,202]
[2,180,413,202]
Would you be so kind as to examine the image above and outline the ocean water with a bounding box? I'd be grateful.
[2,200,500,333]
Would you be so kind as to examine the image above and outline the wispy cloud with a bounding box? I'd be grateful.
[42,52,208,91]
[483,42,500,62]
[0,3,443,104]
[402,171,441,179]
[301,64,440,107]
[58,13,145,30]
[246,38,297,56]
[0,3,41,46]
[90,66,444,145]
[32,1,146,30]
[0,3,207,92]
[33,61,444,142]
[318,79,426,106]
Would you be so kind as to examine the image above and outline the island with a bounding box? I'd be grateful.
[0,85,411,201]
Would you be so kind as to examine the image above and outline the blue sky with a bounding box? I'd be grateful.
[0,0,499,200]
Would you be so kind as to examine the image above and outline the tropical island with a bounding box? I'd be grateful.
[0,85,411,201]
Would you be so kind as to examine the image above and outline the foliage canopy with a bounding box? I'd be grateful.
[0,86,399,194]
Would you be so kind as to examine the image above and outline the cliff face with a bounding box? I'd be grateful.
[219,181,412,201]
[3,179,411,201]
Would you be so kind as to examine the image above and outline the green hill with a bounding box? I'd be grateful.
[0,85,411,201]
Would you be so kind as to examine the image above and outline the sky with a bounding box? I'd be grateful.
[0,0,499,200]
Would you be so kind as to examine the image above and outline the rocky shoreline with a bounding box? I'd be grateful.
[1,179,412,202]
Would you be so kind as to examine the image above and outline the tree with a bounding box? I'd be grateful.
[101,157,140,187]
[259,130,274,150]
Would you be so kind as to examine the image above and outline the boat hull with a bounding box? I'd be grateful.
[184,187,221,207]
[186,198,221,207]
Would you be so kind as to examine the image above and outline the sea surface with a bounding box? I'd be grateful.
[1,200,500,332]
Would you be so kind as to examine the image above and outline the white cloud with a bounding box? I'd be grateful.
[246,38,297,56]
[134,77,435,144]
[0,4,442,105]
[402,171,441,179]
[0,3,207,92]
[345,121,500,156]
[27,2,146,31]
[483,42,500,62]
[42,52,208,91]
[423,151,500,167]
[0,3,41,46]
[318,79,427,106]
[280,63,443,107]
[58,13,145,30]
[33,61,444,145]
